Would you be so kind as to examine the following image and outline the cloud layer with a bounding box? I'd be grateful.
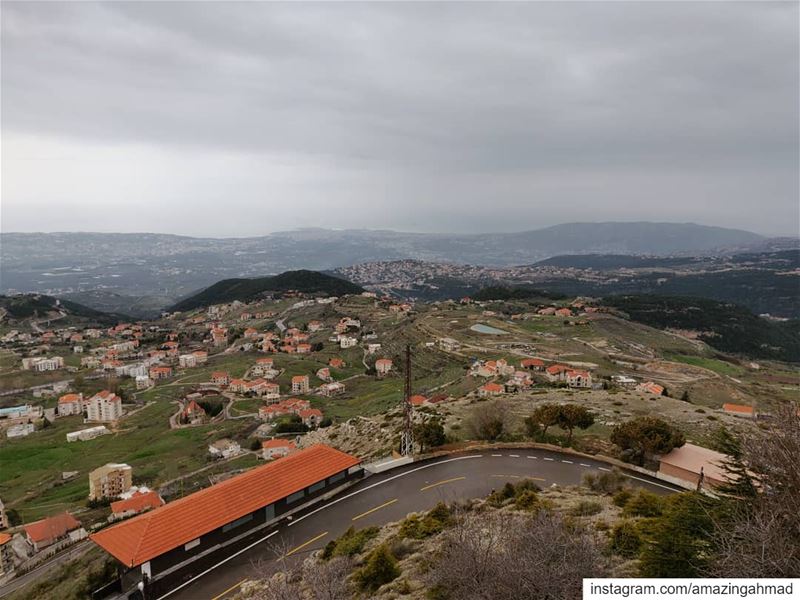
[2,2,797,236]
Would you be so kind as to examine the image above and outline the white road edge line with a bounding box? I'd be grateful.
[289,455,483,527]
[561,460,573,464]
[598,467,611,472]
[543,457,554,461]
[623,473,680,492]
[155,531,278,600]
[491,454,503,457]
[580,463,591,467]
[527,456,538,459]
[509,454,520,458]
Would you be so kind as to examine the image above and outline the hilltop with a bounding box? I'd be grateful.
[169,270,364,312]
[0,294,127,326]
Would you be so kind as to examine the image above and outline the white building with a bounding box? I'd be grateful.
[339,336,358,349]
[178,354,197,368]
[85,390,123,423]
[66,426,110,442]
[7,423,35,439]
[208,439,241,459]
[22,356,64,371]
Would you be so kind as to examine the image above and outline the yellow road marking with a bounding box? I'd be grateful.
[210,578,246,600]
[420,476,466,491]
[491,475,546,481]
[286,531,329,557]
[352,498,398,521]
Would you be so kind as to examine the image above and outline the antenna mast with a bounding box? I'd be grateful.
[400,344,414,456]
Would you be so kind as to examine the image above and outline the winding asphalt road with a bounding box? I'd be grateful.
[163,448,681,600]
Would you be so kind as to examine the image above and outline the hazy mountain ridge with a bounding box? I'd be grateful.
[0,223,789,316]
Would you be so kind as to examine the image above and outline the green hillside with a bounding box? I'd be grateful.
[604,295,800,363]
[0,294,127,325]
[170,270,364,312]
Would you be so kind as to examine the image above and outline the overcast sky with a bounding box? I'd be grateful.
[2,2,798,237]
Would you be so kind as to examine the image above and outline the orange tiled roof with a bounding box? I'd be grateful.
[481,383,504,393]
[58,393,82,404]
[25,512,80,544]
[722,403,754,415]
[91,445,359,567]
[111,491,164,516]
[0,532,11,545]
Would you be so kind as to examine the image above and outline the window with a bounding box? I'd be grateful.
[328,471,345,485]
[287,490,305,504]
[222,513,254,533]
[309,480,325,494]
[184,539,200,551]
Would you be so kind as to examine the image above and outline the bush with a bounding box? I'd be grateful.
[355,544,401,592]
[399,503,453,539]
[610,521,643,558]
[583,469,627,494]
[320,526,379,559]
[612,488,633,508]
[622,490,665,518]
[514,490,542,511]
[569,500,603,517]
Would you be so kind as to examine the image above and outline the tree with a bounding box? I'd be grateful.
[355,544,400,592]
[525,403,560,438]
[611,416,685,466]
[680,390,691,402]
[555,404,595,443]
[414,420,447,451]
[639,492,715,577]
[467,401,507,441]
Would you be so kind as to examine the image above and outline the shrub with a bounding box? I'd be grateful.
[399,503,453,539]
[569,500,603,517]
[515,490,542,511]
[623,490,665,518]
[320,526,379,559]
[355,544,400,592]
[610,521,643,558]
[583,469,627,494]
[612,488,633,508]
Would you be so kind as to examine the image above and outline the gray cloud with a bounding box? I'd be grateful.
[1,1,797,236]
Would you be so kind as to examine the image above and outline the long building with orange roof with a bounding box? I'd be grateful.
[91,444,361,596]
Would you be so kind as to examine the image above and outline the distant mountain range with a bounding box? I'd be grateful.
[1,222,794,316]
[169,270,364,312]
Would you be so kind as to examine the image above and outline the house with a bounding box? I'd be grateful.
[57,393,84,417]
[89,463,133,501]
[0,498,8,529]
[85,390,123,423]
[611,375,638,388]
[251,381,280,400]
[110,490,164,521]
[181,400,207,425]
[329,358,345,369]
[508,371,534,389]
[316,367,332,381]
[178,354,197,368]
[7,423,35,439]
[192,351,208,364]
[520,358,544,371]
[252,358,274,375]
[658,443,730,490]
[478,382,505,397]
[565,369,592,388]
[366,343,382,355]
[307,320,323,332]
[554,308,572,318]
[295,343,312,354]
[243,328,259,339]
[291,375,310,395]
[66,425,110,442]
[437,337,460,352]
[722,403,756,418]
[319,382,346,397]
[375,358,393,376]
[410,394,428,407]
[545,364,569,382]
[339,336,357,349]
[21,356,65,371]
[149,365,173,380]
[298,408,323,428]
[261,438,297,460]
[208,439,241,459]
[537,307,556,316]
[638,381,665,396]
[135,375,153,390]
[24,512,84,552]
[211,371,230,386]
[228,378,248,393]
[0,532,13,577]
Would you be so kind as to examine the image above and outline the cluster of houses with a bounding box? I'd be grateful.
[471,357,594,397]
[57,390,124,423]
[258,397,324,428]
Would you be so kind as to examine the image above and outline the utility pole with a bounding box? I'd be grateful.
[400,344,414,456]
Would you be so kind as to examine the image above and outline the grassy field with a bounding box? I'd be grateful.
[666,354,744,376]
